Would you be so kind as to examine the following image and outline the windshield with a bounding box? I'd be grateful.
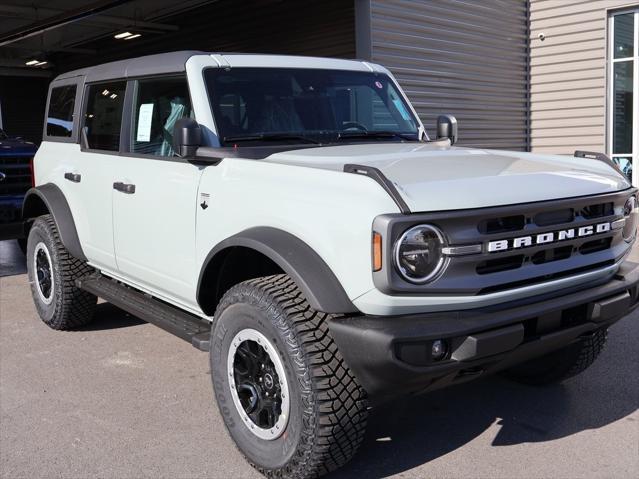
[204,68,420,146]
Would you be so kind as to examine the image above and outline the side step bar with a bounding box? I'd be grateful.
[76,275,211,351]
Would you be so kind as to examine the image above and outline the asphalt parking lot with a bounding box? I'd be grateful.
[1,239,638,479]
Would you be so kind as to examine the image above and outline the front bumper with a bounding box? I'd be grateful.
[328,260,639,405]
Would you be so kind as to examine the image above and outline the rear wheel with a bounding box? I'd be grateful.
[504,329,607,385]
[26,215,97,330]
[210,274,368,479]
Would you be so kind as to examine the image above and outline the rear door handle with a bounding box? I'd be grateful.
[64,172,81,183]
[113,182,136,194]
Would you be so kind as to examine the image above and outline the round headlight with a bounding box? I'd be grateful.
[623,196,638,242]
[394,224,447,284]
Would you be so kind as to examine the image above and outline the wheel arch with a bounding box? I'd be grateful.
[22,184,86,261]
[197,227,357,315]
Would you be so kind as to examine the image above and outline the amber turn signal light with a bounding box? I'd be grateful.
[372,232,383,272]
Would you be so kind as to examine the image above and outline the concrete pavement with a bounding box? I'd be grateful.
[1,239,638,478]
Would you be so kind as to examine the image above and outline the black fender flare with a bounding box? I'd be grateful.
[22,184,86,261]
[198,227,357,314]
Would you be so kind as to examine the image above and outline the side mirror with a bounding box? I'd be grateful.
[436,114,458,145]
[173,118,202,158]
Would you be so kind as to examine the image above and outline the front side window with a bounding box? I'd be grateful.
[204,68,419,146]
[84,81,126,151]
[47,85,76,137]
[131,77,193,156]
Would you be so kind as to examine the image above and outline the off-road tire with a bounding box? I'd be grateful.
[504,329,607,386]
[210,274,369,479]
[26,214,97,329]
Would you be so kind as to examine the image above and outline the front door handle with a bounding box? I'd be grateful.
[113,182,136,194]
[64,172,81,183]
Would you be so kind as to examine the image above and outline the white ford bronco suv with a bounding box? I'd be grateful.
[23,51,639,478]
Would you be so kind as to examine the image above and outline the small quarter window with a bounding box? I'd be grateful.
[47,85,76,137]
[84,81,126,151]
[131,77,192,156]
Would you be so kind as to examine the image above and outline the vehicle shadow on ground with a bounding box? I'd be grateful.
[330,314,639,478]
[78,302,146,331]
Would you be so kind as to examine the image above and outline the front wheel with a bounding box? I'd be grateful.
[210,275,369,479]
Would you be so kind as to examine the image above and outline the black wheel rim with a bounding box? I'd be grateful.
[233,339,283,430]
[35,246,53,300]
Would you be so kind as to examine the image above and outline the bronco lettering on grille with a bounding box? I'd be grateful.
[487,222,612,253]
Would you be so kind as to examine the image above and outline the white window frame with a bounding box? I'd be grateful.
[608,9,639,186]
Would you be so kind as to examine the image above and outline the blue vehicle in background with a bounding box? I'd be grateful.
[0,128,36,252]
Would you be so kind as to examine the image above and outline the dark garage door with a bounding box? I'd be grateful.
[0,76,48,144]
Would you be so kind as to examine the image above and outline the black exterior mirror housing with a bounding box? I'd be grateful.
[436,114,458,145]
[173,118,202,158]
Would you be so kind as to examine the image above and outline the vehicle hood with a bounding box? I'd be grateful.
[0,138,37,156]
[263,142,631,212]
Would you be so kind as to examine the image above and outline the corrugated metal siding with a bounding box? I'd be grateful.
[530,0,629,154]
[369,0,530,150]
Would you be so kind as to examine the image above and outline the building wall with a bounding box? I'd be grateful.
[367,0,530,150]
[529,0,633,155]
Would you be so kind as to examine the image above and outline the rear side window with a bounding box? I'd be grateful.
[47,85,76,137]
[84,81,126,151]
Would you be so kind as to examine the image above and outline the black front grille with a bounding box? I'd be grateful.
[373,189,635,296]
[484,200,613,233]
[0,157,32,196]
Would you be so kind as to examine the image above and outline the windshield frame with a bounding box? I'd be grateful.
[202,66,423,147]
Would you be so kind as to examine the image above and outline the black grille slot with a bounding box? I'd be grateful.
[579,237,612,255]
[581,202,614,219]
[534,208,574,226]
[0,157,32,196]
[478,215,525,234]
[476,255,524,275]
[531,245,573,265]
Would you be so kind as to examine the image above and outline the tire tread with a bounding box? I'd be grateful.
[30,215,96,330]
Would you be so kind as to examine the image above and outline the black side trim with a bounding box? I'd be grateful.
[22,184,86,261]
[197,227,357,314]
[574,150,623,174]
[344,163,410,214]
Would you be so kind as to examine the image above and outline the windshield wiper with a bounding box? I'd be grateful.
[223,133,320,145]
[337,131,417,141]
